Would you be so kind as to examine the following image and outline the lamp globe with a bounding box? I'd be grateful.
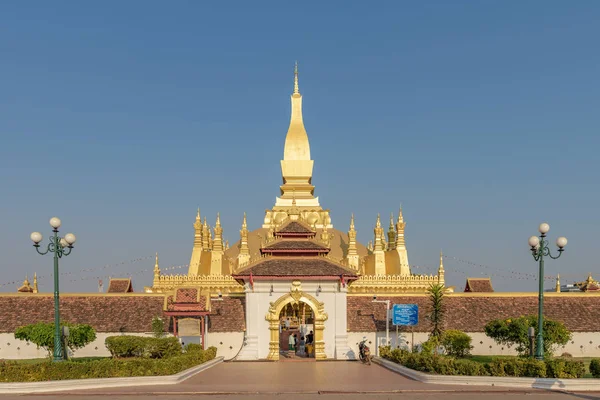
[30,232,43,244]
[528,236,540,248]
[556,237,568,249]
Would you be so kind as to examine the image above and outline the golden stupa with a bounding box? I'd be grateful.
[146,65,443,295]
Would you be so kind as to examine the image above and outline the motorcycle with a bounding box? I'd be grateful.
[358,338,371,365]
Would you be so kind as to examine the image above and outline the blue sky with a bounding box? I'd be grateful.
[1,1,599,293]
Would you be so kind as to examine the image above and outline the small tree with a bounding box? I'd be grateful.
[484,315,571,356]
[14,322,96,357]
[428,283,446,339]
[441,329,473,357]
[152,316,165,338]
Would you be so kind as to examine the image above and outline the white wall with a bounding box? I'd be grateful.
[205,331,244,360]
[238,280,351,360]
[348,331,600,358]
[0,332,158,360]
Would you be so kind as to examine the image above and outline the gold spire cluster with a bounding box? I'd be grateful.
[17,274,38,293]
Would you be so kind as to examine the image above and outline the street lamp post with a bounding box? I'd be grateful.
[372,295,390,354]
[30,217,77,362]
[528,222,567,360]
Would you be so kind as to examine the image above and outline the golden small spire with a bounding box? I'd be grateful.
[242,212,247,229]
[196,208,201,220]
[33,272,38,293]
[376,213,381,228]
[350,213,355,230]
[397,205,404,223]
[202,216,210,250]
[556,274,561,293]
[216,212,221,227]
[154,252,160,279]
[437,250,445,282]
[294,61,299,94]
[387,212,396,250]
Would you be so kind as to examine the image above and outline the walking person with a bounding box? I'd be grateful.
[288,332,295,351]
[298,336,306,357]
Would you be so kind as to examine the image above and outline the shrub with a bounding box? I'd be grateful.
[379,345,392,359]
[545,358,585,379]
[454,359,487,376]
[105,336,146,358]
[486,358,546,378]
[484,316,571,356]
[560,352,572,358]
[590,359,600,378]
[14,322,96,357]
[0,346,217,382]
[152,316,166,338]
[441,330,473,358]
[105,336,182,359]
[420,336,440,356]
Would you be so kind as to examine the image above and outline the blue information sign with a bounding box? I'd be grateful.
[392,304,419,326]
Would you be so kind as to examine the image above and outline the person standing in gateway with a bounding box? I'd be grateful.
[288,332,296,351]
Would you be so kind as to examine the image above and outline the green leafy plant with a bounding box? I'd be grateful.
[590,359,600,378]
[152,316,165,338]
[441,329,473,358]
[14,322,96,356]
[0,346,217,383]
[484,316,571,356]
[420,336,440,355]
[427,283,446,340]
[105,336,182,359]
[545,358,585,379]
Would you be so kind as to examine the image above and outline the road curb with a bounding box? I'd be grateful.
[374,356,600,392]
[0,356,223,394]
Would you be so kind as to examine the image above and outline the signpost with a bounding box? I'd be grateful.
[392,304,419,351]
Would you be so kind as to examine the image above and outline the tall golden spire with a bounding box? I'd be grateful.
[213,213,223,252]
[202,217,210,251]
[395,205,410,276]
[387,212,396,250]
[238,212,250,268]
[193,208,203,247]
[346,214,359,270]
[556,274,561,293]
[279,62,315,201]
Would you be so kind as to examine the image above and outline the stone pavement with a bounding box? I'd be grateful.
[20,360,564,395]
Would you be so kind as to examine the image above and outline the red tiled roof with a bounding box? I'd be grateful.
[262,240,329,251]
[107,278,133,293]
[347,294,600,333]
[235,258,357,277]
[276,221,315,236]
[464,278,494,293]
[0,295,165,333]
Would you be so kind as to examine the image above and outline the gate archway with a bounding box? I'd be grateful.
[265,289,327,360]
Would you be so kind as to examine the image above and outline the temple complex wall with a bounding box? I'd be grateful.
[347,293,600,358]
[0,294,166,333]
[347,293,600,332]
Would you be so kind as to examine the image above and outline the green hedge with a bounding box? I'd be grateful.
[589,359,600,378]
[381,348,585,378]
[0,346,217,382]
[105,336,182,359]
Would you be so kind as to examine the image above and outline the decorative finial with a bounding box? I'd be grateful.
[216,212,221,226]
[350,213,355,230]
[389,213,394,229]
[242,212,247,229]
[196,208,200,219]
[397,205,404,223]
[293,61,299,94]
[376,213,381,228]
[439,250,444,266]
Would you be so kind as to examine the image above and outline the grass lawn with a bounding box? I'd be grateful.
[13,356,108,365]
[466,355,595,378]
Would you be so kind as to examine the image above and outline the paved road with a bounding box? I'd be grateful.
[2,361,600,399]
